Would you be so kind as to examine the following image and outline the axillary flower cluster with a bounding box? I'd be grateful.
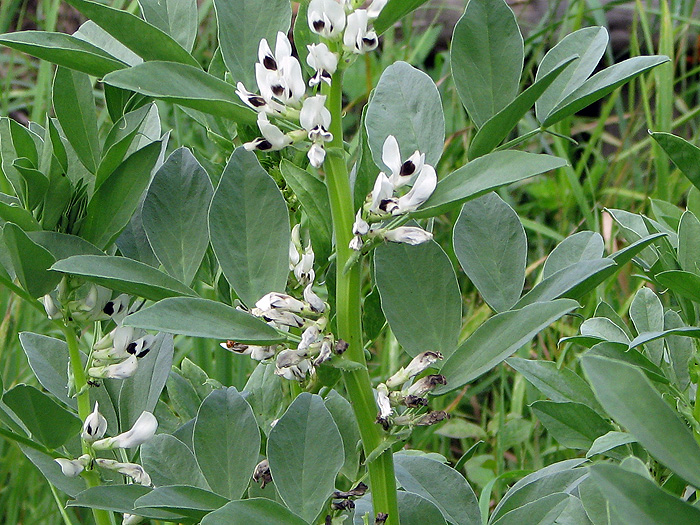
[350,135,437,251]
[236,0,388,168]
[222,225,338,382]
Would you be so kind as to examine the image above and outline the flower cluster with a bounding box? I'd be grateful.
[375,351,448,429]
[350,135,437,250]
[87,295,157,381]
[56,406,157,486]
[222,231,340,381]
[236,1,388,168]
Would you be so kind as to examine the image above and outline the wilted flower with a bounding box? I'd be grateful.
[92,411,157,450]
[308,0,347,39]
[220,341,276,361]
[382,226,433,245]
[405,374,447,397]
[307,43,338,86]
[81,402,107,443]
[375,383,393,428]
[344,10,378,54]
[275,358,312,381]
[253,459,272,488]
[385,351,443,388]
[313,338,333,366]
[303,283,325,313]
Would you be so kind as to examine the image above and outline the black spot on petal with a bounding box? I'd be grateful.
[263,55,277,71]
[312,19,325,32]
[126,342,137,354]
[257,140,273,151]
[271,84,285,96]
[250,96,266,107]
[103,302,114,316]
[400,160,416,176]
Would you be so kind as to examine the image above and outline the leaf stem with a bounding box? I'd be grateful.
[323,70,399,524]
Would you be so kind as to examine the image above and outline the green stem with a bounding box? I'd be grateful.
[61,323,113,525]
[323,70,399,524]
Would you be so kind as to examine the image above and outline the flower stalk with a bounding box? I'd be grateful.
[322,69,399,524]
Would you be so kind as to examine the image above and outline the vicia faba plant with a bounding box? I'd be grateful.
[0,0,671,523]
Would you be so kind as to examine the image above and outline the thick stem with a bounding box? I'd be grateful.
[323,71,399,524]
[61,324,113,525]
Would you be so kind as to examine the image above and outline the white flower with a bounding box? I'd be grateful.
[308,143,327,168]
[71,285,112,322]
[258,32,293,73]
[235,82,284,114]
[88,355,139,379]
[385,351,443,388]
[298,325,321,352]
[308,0,346,39]
[294,244,315,284]
[394,164,437,214]
[367,0,388,19]
[96,459,152,486]
[256,292,305,313]
[289,226,301,268]
[368,172,395,214]
[93,411,158,450]
[344,10,378,54]
[352,209,370,236]
[382,135,425,189]
[383,226,433,245]
[220,341,276,361]
[349,235,363,251]
[300,95,332,142]
[306,43,338,86]
[55,454,91,477]
[244,113,293,152]
[81,402,108,442]
[122,514,145,525]
[102,294,131,323]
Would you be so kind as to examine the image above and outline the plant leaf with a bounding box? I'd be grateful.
[64,0,199,67]
[209,148,289,307]
[530,400,612,449]
[103,62,257,124]
[453,192,526,312]
[366,61,444,168]
[141,434,209,489]
[201,498,308,525]
[142,147,213,285]
[375,240,461,358]
[2,222,60,297]
[437,299,579,393]
[414,151,566,218]
[451,0,523,127]
[581,354,700,487]
[0,31,126,77]
[138,0,198,52]
[267,392,344,523]
[194,388,260,500]
[124,297,284,345]
[51,255,195,301]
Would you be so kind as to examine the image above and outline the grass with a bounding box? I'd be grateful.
[1,0,699,522]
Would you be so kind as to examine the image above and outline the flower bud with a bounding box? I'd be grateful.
[93,411,157,450]
[81,402,107,442]
[122,514,145,525]
[42,294,61,320]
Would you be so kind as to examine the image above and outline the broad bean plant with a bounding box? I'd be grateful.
[0,0,675,523]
